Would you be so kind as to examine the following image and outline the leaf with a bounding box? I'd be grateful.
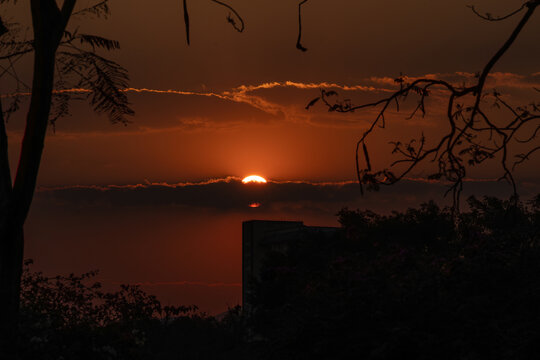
[49,93,72,131]
[77,34,120,51]
[59,51,134,124]
[72,1,110,19]
[305,97,320,110]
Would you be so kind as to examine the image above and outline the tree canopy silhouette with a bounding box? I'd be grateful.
[251,195,540,359]
[0,0,135,356]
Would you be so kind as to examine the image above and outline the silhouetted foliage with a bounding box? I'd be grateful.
[0,2,136,354]
[0,1,310,355]
[18,261,248,360]
[1,4,134,126]
[16,196,540,358]
[309,1,540,210]
[251,196,540,359]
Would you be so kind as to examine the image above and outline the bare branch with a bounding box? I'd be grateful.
[514,146,540,169]
[210,0,245,32]
[470,2,538,124]
[308,1,540,211]
[297,0,309,52]
[183,0,190,45]
[467,2,528,21]
[0,48,33,61]
[182,0,245,46]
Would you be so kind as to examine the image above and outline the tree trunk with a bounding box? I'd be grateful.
[0,222,24,359]
[0,1,76,357]
[0,36,56,360]
[0,80,22,360]
[0,47,56,360]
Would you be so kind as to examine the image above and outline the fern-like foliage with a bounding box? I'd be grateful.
[58,50,133,124]
[77,34,120,51]
[2,94,21,123]
[63,30,120,51]
[49,93,71,131]
[0,21,32,60]
[2,0,131,127]
[72,0,110,19]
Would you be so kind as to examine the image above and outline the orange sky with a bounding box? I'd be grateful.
[2,0,540,313]
[3,0,540,185]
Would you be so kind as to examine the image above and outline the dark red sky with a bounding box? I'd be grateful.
[3,0,540,184]
[2,0,540,313]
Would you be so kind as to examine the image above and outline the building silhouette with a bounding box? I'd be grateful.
[242,220,339,314]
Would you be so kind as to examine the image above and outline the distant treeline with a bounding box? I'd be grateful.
[18,195,540,359]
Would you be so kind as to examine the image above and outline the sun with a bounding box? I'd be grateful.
[242,175,267,184]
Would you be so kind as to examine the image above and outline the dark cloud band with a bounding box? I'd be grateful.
[36,177,538,213]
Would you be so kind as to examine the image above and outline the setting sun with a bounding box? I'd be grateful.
[242,175,267,184]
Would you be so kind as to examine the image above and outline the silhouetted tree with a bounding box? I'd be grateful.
[0,0,297,356]
[18,260,249,360]
[308,1,540,210]
[0,1,134,356]
[252,196,540,359]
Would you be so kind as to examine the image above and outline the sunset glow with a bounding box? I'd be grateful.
[7,0,540,324]
[242,175,267,184]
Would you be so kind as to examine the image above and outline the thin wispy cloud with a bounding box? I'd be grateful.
[4,73,537,133]
[228,81,386,93]
[368,72,540,90]
[1,80,393,119]
[114,280,242,288]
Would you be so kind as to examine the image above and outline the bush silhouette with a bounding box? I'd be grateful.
[251,196,540,359]
[18,261,246,360]
[18,195,540,359]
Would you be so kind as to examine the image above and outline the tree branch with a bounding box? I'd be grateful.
[309,1,540,211]
[0,99,12,209]
[296,0,309,52]
[468,2,528,21]
[12,0,74,224]
[471,1,538,122]
[210,0,245,32]
[61,0,77,29]
[182,0,190,45]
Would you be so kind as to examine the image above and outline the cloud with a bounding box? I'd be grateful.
[114,280,241,288]
[119,81,391,121]
[368,72,540,90]
[5,73,538,136]
[36,177,538,214]
[36,177,362,210]
[228,81,387,94]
